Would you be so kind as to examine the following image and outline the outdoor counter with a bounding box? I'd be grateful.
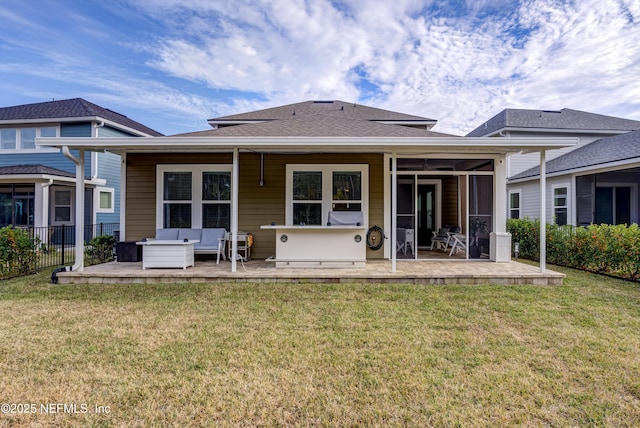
[260,225,367,268]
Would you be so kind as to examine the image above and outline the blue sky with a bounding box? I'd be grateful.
[1,0,639,136]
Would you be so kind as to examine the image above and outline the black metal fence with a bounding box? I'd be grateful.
[24,223,119,271]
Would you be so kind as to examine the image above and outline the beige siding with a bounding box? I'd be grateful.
[441,176,459,227]
[125,152,385,260]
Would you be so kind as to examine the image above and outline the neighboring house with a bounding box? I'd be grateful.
[0,98,162,235]
[508,130,640,226]
[467,108,640,178]
[40,100,575,271]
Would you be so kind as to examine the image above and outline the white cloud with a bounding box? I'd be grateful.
[2,0,639,136]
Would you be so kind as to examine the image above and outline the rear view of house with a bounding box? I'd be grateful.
[42,100,576,273]
[0,98,162,235]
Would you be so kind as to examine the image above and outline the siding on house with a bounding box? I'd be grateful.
[508,177,573,224]
[98,126,136,138]
[95,151,122,224]
[441,176,460,227]
[125,152,385,260]
[507,132,609,177]
[60,123,92,138]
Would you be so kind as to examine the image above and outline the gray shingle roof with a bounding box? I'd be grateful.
[0,164,76,178]
[0,98,163,136]
[176,114,453,138]
[467,108,640,137]
[510,129,640,180]
[209,100,437,124]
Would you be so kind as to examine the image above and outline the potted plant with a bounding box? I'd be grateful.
[469,216,489,258]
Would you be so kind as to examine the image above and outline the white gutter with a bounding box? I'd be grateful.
[484,127,633,137]
[62,146,85,272]
[38,136,578,154]
[508,158,640,184]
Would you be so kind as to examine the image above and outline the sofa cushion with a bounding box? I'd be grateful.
[200,228,226,250]
[178,228,202,242]
[156,228,179,240]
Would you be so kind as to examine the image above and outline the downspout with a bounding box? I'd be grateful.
[91,121,104,180]
[42,178,53,227]
[62,146,85,272]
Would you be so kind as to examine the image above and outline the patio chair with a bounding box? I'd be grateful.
[396,228,406,255]
[449,233,467,256]
[396,228,415,257]
[430,227,451,251]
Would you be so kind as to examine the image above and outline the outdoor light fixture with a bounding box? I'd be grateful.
[514,242,520,260]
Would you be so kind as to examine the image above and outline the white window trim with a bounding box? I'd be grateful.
[551,184,569,225]
[51,188,74,226]
[156,164,232,229]
[0,125,60,153]
[285,164,369,226]
[95,187,115,214]
[508,188,521,219]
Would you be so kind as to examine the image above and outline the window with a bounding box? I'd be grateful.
[595,185,633,225]
[553,186,568,225]
[1,129,16,149]
[0,185,35,227]
[157,165,232,230]
[202,171,231,228]
[53,189,72,223]
[95,187,115,213]
[286,164,368,225]
[0,126,58,150]
[40,127,57,138]
[509,190,521,219]
[20,128,36,149]
[292,171,322,225]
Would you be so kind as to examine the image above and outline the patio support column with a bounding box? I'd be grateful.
[391,152,397,273]
[119,153,127,240]
[540,150,546,273]
[231,148,239,273]
[494,155,507,233]
[62,146,85,272]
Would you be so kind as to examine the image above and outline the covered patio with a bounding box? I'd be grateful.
[38,100,578,280]
[55,258,564,285]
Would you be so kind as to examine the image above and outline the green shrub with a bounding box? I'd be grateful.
[85,235,116,266]
[0,226,40,279]
[508,218,640,281]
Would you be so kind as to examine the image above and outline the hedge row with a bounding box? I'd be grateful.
[0,226,40,280]
[507,218,640,281]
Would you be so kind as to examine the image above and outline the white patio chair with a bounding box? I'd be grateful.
[430,228,451,251]
[449,233,467,256]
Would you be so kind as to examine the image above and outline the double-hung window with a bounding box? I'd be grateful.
[553,186,568,225]
[157,165,232,230]
[509,190,521,219]
[286,164,368,225]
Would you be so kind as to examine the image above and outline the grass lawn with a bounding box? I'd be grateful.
[1,266,639,427]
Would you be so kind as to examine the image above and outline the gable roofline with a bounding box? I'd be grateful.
[0,98,163,137]
[175,114,453,138]
[208,100,437,130]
